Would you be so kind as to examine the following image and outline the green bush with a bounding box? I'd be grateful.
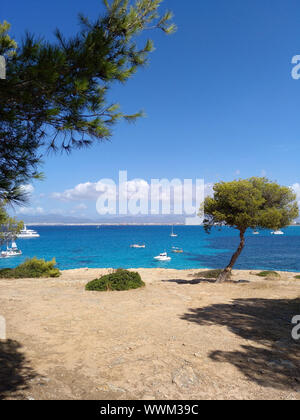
[193,269,231,279]
[256,271,280,278]
[0,257,61,278]
[85,269,145,292]
[294,275,300,280]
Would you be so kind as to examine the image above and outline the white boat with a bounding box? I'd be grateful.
[1,241,22,258]
[271,230,284,235]
[0,253,9,259]
[17,225,40,238]
[154,252,171,261]
[170,226,178,238]
[130,244,146,249]
[172,247,183,254]
[253,230,260,235]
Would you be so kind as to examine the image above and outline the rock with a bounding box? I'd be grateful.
[142,395,156,400]
[108,384,126,393]
[172,366,199,389]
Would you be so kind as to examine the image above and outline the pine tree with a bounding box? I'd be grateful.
[0,205,23,246]
[202,178,299,282]
[0,1,175,204]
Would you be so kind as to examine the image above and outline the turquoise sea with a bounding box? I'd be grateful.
[1,225,300,272]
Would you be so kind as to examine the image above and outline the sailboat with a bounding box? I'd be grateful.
[170,226,178,238]
[1,241,22,258]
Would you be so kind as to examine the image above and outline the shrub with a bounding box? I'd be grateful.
[0,257,61,278]
[256,271,280,278]
[294,275,300,280]
[85,269,145,292]
[193,269,231,279]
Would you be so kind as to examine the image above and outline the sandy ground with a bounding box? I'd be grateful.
[0,268,300,400]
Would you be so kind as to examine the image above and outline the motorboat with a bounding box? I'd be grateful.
[1,241,22,258]
[172,247,183,253]
[17,225,40,238]
[154,252,171,261]
[252,230,260,235]
[130,244,146,249]
[271,230,284,235]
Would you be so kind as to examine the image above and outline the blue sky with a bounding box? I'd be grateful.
[2,0,300,219]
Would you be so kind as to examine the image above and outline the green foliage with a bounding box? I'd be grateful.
[0,21,17,56]
[256,271,280,278]
[203,177,299,233]
[85,269,145,291]
[0,204,23,246]
[294,275,300,280]
[0,1,175,204]
[0,257,61,278]
[193,269,231,279]
[202,178,299,282]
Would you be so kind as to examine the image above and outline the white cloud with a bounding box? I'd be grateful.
[75,203,88,210]
[292,183,300,205]
[52,179,213,203]
[204,183,214,197]
[20,184,35,195]
[17,206,44,215]
[52,182,106,201]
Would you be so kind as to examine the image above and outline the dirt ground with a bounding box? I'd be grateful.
[0,268,300,400]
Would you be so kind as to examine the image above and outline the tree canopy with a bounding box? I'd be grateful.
[0,0,175,204]
[203,177,299,282]
[0,204,23,246]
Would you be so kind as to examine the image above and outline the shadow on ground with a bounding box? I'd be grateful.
[181,298,300,390]
[162,278,250,285]
[162,278,217,285]
[0,339,36,399]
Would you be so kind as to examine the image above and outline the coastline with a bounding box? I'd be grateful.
[25,223,300,227]
[24,223,187,226]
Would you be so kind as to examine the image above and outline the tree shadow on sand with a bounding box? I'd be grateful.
[181,298,300,390]
[0,339,37,399]
[162,278,217,285]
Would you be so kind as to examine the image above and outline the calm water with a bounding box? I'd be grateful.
[1,225,300,272]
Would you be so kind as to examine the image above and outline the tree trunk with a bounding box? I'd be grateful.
[216,229,246,283]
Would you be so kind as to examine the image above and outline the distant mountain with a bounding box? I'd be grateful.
[16,214,95,224]
[15,213,187,225]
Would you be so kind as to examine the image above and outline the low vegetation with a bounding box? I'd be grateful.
[256,271,280,278]
[193,269,232,279]
[85,269,145,292]
[0,257,60,278]
[294,275,300,280]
